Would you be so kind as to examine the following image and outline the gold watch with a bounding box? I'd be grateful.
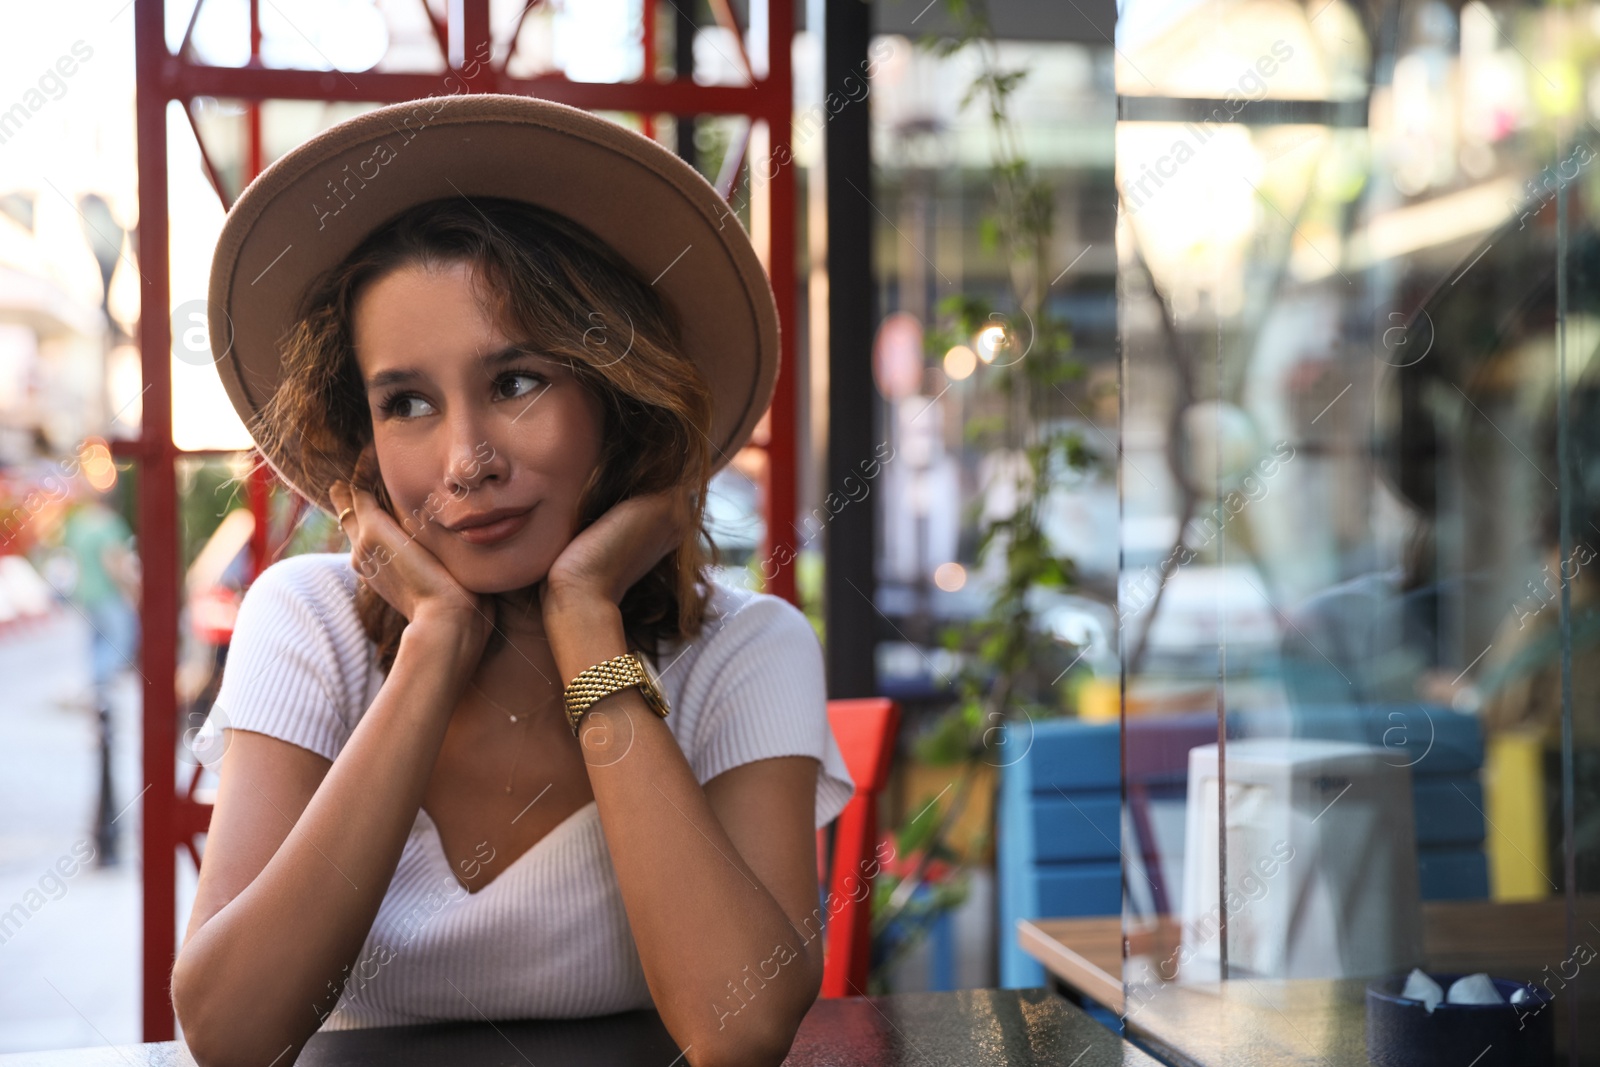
[564,651,670,736]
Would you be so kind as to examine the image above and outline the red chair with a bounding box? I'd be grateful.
[815,697,900,998]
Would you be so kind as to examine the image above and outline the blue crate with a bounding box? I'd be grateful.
[1418,847,1491,899]
[1025,724,1121,791]
[1030,794,1122,862]
[1036,862,1122,916]
[999,719,1120,989]
[1413,776,1488,846]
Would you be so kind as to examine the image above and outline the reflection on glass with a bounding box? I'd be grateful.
[1116,0,1600,1059]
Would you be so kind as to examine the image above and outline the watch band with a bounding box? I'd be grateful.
[564,651,670,736]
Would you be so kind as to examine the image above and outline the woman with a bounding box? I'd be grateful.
[172,96,855,1067]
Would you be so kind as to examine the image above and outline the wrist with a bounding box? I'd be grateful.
[401,609,485,680]
[542,591,628,687]
[541,576,614,616]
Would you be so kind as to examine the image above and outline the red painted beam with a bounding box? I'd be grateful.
[447,0,491,78]
[162,62,785,120]
[134,0,181,1041]
[176,797,215,842]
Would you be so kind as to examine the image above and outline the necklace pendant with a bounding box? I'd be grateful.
[509,715,518,723]
[504,784,513,794]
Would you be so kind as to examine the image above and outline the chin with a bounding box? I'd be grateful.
[428,531,552,597]
[454,569,547,597]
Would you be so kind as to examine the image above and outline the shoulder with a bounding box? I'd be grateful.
[242,553,362,625]
[91,506,131,536]
[212,553,376,756]
[68,504,122,537]
[251,550,360,593]
[233,553,371,672]
[660,574,821,687]
[658,572,824,725]
[657,573,841,793]
[696,574,818,652]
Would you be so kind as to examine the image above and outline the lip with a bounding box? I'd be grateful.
[448,505,535,546]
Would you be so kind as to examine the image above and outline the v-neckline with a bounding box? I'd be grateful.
[418,798,599,897]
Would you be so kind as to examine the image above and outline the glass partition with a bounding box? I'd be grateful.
[1117,0,1600,1060]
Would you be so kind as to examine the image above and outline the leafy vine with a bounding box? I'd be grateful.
[869,0,1094,987]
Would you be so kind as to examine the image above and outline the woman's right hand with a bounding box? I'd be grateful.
[328,478,493,661]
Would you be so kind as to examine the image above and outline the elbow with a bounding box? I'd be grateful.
[183,1037,286,1067]
[687,1027,798,1067]
[172,951,233,1067]
[172,963,220,1067]
[172,948,305,1067]
[685,988,815,1067]
[179,1017,301,1067]
[179,1032,237,1067]
[754,1023,805,1067]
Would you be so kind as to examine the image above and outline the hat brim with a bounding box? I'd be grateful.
[207,93,779,515]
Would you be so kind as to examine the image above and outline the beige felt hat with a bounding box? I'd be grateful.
[207,93,779,514]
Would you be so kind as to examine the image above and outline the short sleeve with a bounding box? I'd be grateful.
[681,594,856,830]
[196,555,363,763]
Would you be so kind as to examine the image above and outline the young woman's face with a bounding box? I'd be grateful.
[351,259,605,595]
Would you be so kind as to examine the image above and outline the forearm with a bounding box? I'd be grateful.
[174,619,476,1065]
[546,594,818,1067]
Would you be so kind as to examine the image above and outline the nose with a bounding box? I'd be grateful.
[443,414,507,500]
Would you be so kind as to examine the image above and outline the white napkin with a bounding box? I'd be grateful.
[1446,973,1504,1007]
[1402,968,1444,1013]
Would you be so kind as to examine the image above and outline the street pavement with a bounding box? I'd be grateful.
[0,609,148,1054]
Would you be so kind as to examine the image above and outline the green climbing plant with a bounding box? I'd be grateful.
[868,0,1096,989]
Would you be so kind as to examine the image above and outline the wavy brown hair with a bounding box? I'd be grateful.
[245,195,718,673]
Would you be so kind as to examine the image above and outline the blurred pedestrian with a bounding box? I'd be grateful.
[58,468,140,865]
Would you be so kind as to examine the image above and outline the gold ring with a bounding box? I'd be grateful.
[336,506,355,524]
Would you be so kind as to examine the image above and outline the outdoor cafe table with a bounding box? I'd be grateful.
[0,987,1164,1066]
[1017,900,1600,1066]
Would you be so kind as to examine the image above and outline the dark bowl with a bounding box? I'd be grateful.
[1366,972,1555,1067]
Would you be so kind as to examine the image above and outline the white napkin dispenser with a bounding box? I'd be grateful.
[1178,739,1425,981]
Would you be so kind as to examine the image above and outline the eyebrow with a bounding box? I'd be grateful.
[364,344,542,391]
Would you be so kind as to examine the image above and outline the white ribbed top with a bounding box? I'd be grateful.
[197,552,855,1030]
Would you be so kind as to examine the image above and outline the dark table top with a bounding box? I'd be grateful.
[0,987,1163,1067]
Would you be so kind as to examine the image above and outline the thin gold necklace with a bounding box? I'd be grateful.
[469,679,529,723]
[468,680,533,795]
[470,590,550,795]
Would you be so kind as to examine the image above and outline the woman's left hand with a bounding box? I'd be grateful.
[543,483,695,611]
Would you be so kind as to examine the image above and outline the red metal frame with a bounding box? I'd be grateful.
[127,0,798,1039]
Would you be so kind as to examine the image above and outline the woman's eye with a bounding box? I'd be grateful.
[380,393,435,419]
[498,372,547,401]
